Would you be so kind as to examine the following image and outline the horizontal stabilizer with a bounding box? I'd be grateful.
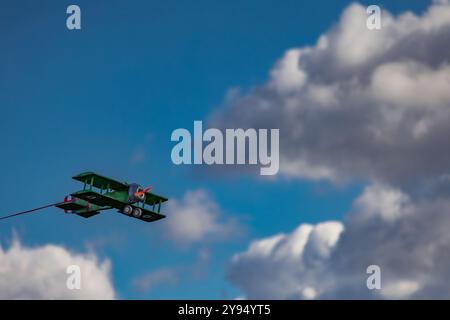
[75,211,101,218]
[55,202,86,211]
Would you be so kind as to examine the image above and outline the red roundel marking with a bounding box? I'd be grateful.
[63,196,70,213]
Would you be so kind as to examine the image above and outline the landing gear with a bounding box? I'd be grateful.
[123,205,142,218]
[123,205,133,215]
[132,207,142,218]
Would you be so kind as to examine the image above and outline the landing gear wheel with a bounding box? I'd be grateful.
[132,208,142,218]
[123,205,133,215]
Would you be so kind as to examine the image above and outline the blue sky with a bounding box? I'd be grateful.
[0,0,432,299]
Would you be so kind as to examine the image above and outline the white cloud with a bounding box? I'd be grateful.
[218,1,450,299]
[163,190,240,245]
[269,49,307,93]
[370,61,450,109]
[211,1,450,188]
[132,268,178,293]
[381,280,420,299]
[228,183,450,299]
[351,184,412,223]
[0,239,115,299]
[228,221,343,299]
[213,2,450,298]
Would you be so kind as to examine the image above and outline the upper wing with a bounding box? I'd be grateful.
[72,172,128,191]
[144,192,168,206]
[70,190,126,209]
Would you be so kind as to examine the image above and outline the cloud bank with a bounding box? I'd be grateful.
[132,268,178,293]
[211,1,450,188]
[223,1,450,299]
[0,239,115,299]
[228,184,450,299]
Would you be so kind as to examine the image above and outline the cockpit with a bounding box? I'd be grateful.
[128,183,146,203]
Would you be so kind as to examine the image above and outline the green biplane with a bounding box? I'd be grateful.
[54,172,168,222]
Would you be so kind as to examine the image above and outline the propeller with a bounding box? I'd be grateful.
[134,186,152,198]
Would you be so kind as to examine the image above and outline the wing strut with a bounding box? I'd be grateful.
[0,202,60,221]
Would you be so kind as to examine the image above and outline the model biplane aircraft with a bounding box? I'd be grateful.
[0,172,168,223]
